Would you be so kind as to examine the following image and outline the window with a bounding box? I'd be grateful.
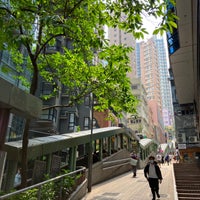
[84,95,90,106]
[41,107,56,121]
[41,82,52,95]
[84,117,90,130]
[93,118,97,128]
[68,113,75,131]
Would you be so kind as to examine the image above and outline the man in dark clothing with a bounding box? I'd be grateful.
[144,156,163,200]
[165,154,170,165]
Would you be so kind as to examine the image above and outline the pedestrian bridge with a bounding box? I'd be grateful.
[2,127,158,192]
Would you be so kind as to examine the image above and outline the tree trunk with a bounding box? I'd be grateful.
[20,118,30,188]
[0,109,10,151]
[20,58,38,188]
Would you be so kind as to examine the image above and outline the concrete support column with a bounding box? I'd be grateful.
[0,109,10,150]
[85,143,90,155]
[99,139,103,161]
[108,137,111,155]
[46,153,52,174]
[3,159,18,192]
[116,135,120,150]
[120,134,123,149]
[69,146,77,171]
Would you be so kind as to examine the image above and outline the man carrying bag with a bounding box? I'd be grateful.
[130,152,138,177]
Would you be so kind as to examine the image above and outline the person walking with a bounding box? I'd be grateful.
[130,152,138,177]
[156,153,162,166]
[161,155,164,165]
[174,147,180,163]
[165,153,170,165]
[144,156,163,200]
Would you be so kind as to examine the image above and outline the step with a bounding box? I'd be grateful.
[177,189,200,193]
[178,193,200,198]
[178,197,200,200]
[177,185,200,189]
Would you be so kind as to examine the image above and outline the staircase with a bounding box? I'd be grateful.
[29,119,56,138]
[173,162,200,200]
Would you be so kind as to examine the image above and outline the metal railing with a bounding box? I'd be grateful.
[0,167,86,200]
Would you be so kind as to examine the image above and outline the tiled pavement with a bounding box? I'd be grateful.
[82,163,177,200]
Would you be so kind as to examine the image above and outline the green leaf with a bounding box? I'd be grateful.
[169,20,177,28]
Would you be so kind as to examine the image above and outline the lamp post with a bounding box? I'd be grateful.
[87,92,93,192]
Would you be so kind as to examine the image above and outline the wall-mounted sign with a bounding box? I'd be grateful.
[178,143,186,149]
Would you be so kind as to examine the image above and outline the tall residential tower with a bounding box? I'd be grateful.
[138,37,165,142]
[154,37,174,127]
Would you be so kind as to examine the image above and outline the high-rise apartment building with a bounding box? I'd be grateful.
[136,43,141,78]
[107,26,156,139]
[139,39,162,110]
[107,25,137,83]
[137,36,174,127]
[138,37,165,142]
[107,23,137,131]
[154,36,174,127]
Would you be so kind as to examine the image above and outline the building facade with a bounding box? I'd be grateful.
[138,38,165,142]
[167,0,200,160]
[154,36,174,127]
[127,78,154,139]
[0,48,31,141]
[107,21,137,83]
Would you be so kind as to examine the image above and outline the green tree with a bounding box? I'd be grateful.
[0,0,177,188]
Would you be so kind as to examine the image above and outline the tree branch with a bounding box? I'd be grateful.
[0,6,14,16]
[42,104,72,110]
[34,33,65,60]
[68,0,85,16]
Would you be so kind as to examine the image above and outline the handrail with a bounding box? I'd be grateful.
[0,167,86,200]
[102,158,130,166]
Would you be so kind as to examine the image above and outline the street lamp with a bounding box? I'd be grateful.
[87,92,93,192]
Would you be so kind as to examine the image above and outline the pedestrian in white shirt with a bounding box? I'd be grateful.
[144,156,163,200]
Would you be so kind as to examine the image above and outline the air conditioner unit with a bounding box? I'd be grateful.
[176,133,186,143]
[189,136,198,143]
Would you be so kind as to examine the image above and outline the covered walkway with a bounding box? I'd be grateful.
[82,163,177,200]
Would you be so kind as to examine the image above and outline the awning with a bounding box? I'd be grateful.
[3,127,126,161]
[139,138,153,149]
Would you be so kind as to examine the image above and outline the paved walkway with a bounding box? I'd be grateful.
[82,163,177,200]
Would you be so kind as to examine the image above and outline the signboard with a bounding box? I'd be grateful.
[178,143,186,149]
[50,155,61,177]
[32,160,46,184]
[0,151,7,190]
